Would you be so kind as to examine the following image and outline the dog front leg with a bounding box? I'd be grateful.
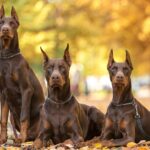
[34,117,52,149]
[68,119,84,144]
[100,129,113,140]
[0,99,9,144]
[16,64,34,142]
[34,128,52,149]
[100,117,114,140]
[20,86,33,142]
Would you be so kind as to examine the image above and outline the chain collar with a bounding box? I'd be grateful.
[111,98,140,118]
[0,51,21,59]
[47,94,73,105]
[111,100,134,107]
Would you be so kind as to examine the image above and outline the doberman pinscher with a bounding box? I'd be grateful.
[0,5,44,143]
[34,44,104,148]
[100,50,150,147]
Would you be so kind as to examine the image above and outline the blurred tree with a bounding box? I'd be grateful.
[1,0,150,75]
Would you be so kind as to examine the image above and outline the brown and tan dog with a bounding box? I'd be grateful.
[100,50,150,147]
[0,5,44,144]
[34,44,104,148]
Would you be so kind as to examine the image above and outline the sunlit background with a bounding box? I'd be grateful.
[1,0,150,113]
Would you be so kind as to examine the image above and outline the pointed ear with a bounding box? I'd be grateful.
[63,43,72,66]
[11,6,19,25]
[107,49,115,69]
[0,5,5,18]
[40,47,49,67]
[125,50,133,70]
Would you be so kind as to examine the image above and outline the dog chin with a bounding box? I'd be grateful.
[51,84,63,89]
[114,82,125,88]
[1,34,13,40]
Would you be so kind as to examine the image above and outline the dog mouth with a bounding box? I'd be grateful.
[113,81,125,87]
[0,31,13,39]
[1,35,12,39]
[50,82,63,89]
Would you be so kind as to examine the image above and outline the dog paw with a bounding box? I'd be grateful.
[14,133,27,144]
[74,141,86,149]
[43,139,53,147]
[0,134,7,145]
[63,139,73,145]
[0,137,7,145]
[101,140,114,147]
[33,138,43,149]
[14,137,22,144]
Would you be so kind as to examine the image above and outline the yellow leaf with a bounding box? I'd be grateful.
[102,147,110,150]
[127,142,137,148]
[138,146,149,150]
[3,147,20,150]
[93,143,102,148]
[21,141,33,147]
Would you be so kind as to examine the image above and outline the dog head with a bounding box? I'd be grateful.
[107,50,133,88]
[41,44,71,89]
[0,5,19,49]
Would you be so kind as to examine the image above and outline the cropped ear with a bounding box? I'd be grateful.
[40,47,49,67]
[63,43,72,67]
[125,50,133,70]
[107,49,115,69]
[11,6,19,25]
[0,5,5,18]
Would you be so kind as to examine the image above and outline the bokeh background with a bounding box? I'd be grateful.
[1,0,150,113]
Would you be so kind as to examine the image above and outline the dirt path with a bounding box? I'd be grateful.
[78,94,150,113]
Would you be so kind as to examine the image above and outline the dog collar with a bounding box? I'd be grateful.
[111,101,134,107]
[0,51,21,59]
[47,94,73,105]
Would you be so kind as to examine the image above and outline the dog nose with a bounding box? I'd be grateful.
[52,75,59,80]
[116,75,123,80]
[116,71,124,81]
[2,27,9,33]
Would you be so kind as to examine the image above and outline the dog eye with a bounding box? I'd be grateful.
[111,66,117,71]
[110,66,117,75]
[123,67,129,74]
[10,21,15,26]
[59,66,66,72]
[47,66,53,74]
[0,20,4,25]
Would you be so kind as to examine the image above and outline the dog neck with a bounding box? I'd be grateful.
[112,80,133,105]
[0,32,20,57]
[48,80,71,103]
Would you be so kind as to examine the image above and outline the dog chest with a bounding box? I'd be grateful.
[45,102,74,136]
[0,60,19,88]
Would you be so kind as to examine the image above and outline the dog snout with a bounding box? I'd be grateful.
[51,70,61,82]
[116,74,123,80]
[51,74,60,81]
[2,27,9,33]
[116,71,124,82]
[2,26,9,33]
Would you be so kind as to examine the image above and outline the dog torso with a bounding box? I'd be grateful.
[0,54,44,139]
[105,99,150,142]
[42,96,89,144]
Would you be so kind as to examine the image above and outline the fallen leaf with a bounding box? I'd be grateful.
[21,141,33,148]
[138,146,149,150]
[79,146,89,150]
[102,147,110,150]
[127,142,137,148]
[93,143,102,148]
